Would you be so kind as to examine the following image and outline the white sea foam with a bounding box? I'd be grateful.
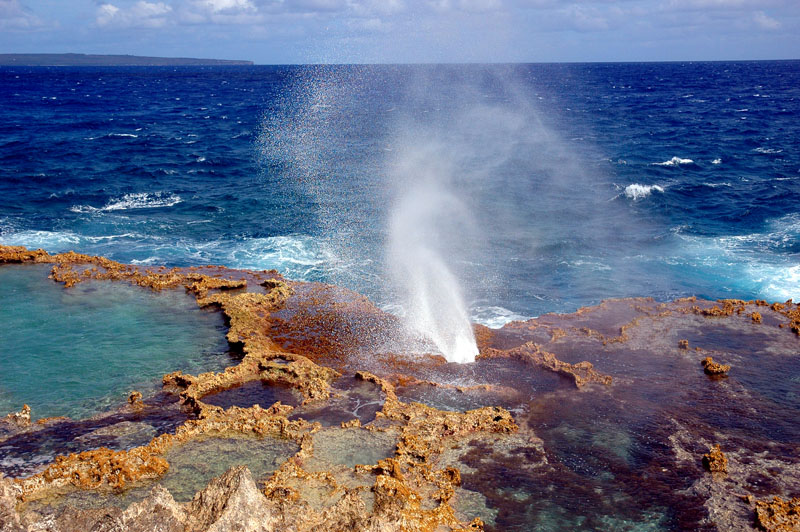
[624,184,664,200]
[70,192,182,213]
[712,158,722,165]
[85,133,139,140]
[0,230,82,249]
[653,157,694,166]
[471,306,531,329]
[673,214,800,302]
[754,147,782,154]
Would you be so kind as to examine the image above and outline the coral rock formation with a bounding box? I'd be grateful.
[702,444,728,474]
[755,497,800,532]
[701,357,731,376]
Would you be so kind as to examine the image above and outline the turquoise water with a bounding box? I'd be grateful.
[0,265,231,420]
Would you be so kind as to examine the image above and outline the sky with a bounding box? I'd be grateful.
[0,0,798,64]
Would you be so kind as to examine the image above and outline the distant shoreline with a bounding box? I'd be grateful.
[0,53,253,66]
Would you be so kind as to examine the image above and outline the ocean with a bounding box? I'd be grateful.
[1,61,799,326]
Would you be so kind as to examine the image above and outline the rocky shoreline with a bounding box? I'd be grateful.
[1,245,798,531]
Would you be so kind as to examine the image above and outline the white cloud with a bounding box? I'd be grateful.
[285,0,349,12]
[753,10,780,29]
[346,0,405,16]
[203,0,256,12]
[662,0,784,10]
[458,0,503,12]
[560,4,610,31]
[96,1,173,28]
[0,0,43,29]
[347,16,391,31]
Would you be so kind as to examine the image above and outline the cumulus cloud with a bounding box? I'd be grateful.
[96,1,173,27]
[0,0,42,29]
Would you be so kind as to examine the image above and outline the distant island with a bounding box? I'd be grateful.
[0,53,253,66]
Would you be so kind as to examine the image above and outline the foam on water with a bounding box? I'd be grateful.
[623,184,664,201]
[0,230,337,283]
[652,157,694,166]
[672,214,800,302]
[471,306,531,329]
[70,192,182,213]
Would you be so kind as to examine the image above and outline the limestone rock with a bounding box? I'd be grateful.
[104,484,186,532]
[3,405,31,428]
[701,356,730,376]
[702,444,728,474]
[0,475,24,532]
[186,465,279,532]
[755,497,800,531]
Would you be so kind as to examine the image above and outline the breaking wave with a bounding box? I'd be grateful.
[624,184,664,200]
[653,157,694,166]
[70,192,182,213]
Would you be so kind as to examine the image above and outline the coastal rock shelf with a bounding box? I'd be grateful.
[0,245,798,531]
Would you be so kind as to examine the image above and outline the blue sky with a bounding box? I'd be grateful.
[1,0,798,63]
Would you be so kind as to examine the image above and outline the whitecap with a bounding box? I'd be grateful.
[624,184,664,200]
[672,214,800,302]
[653,157,693,167]
[711,158,722,165]
[0,230,82,249]
[471,306,531,329]
[70,192,182,213]
[754,147,782,154]
[82,233,139,242]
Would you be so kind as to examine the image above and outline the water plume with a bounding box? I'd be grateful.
[386,138,479,363]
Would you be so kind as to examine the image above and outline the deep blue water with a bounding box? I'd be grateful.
[1,62,798,325]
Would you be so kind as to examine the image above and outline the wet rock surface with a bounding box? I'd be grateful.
[1,246,799,531]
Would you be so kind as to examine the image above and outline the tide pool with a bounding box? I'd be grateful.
[0,264,231,420]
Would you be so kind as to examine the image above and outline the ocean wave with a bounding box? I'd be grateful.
[0,230,145,250]
[470,306,531,329]
[711,158,722,165]
[624,184,664,200]
[0,230,82,249]
[220,236,337,280]
[672,215,800,302]
[652,157,694,167]
[70,192,182,213]
[85,133,139,140]
[754,147,782,154]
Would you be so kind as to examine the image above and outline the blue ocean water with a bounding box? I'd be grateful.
[0,265,230,419]
[1,62,798,326]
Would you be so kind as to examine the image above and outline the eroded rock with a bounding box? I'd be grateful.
[701,356,731,376]
[755,496,800,532]
[702,444,728,474]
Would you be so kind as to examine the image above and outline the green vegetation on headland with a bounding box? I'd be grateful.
[0,53,253,66]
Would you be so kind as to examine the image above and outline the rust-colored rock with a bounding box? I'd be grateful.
[755,496,800,531]
[679,339,689,349]
[752,312,763,323]
[479,342,612,388]
[702,444,728,474]
[2,404,31,428]
[701,356,730,376]
[128,390,144,409]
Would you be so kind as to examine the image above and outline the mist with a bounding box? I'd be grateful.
[259,64,639,362]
